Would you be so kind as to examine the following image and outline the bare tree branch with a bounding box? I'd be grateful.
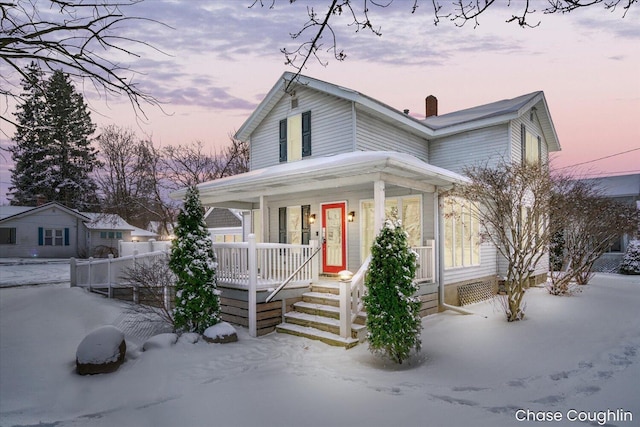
[1,0,168,125]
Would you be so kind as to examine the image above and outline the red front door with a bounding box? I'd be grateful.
[322,202,346,273]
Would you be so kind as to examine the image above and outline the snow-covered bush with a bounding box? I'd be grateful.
[169,186,220,334]
[620,240,640,275]
[363,219,421,364]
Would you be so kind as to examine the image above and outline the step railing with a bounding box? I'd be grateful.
[265,241,321,303]
[413,241,435,283]
[339,255,371,339]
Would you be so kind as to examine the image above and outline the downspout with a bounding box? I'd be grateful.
[435,189,485,317]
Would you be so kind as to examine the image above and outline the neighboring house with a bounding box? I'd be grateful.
[0,202,91,258]
[204,207,244,243]
[587,173,640,272]
[170,72,560,344]
[0,202,141,258]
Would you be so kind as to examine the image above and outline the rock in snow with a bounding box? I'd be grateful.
[142,333,179,351]
[203,322,237,344]
[76,325,126,375]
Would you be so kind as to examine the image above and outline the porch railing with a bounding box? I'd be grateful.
[413,241,436,283]
[213,240,319,289]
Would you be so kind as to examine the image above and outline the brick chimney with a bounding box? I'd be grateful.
[36,194,47,206]
[425,95,438,118]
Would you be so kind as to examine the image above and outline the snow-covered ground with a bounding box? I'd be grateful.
[0,259,70,287]
[1,273,639,427]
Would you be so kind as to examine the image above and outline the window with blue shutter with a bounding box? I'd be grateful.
[302,111,311,157]
[38,227,44,246]
[64,228,70,246]
[279,119,287,163]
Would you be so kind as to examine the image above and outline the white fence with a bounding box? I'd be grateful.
[71,250,169,292]
[118,240,171,257]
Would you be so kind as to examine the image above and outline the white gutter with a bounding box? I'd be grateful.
[435,190,487,318]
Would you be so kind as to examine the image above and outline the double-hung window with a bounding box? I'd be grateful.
[38,227,69,246]
[279,111,311,162]
[443,197,480,268]
[521,124,541,165]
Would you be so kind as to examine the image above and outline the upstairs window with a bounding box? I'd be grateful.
[280,111,311,162]
[521,124,541,165]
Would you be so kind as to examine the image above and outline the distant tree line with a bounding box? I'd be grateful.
[7,62,248,233]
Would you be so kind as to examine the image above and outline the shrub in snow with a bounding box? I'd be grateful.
[620,240,640,275]
[363,219,421,364]
[170,186,221,334]
[76,325,126,375]
[203,322,238,344]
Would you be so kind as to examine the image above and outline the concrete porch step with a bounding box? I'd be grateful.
[284,311,365,340]
[293,301,340,319]
[311,282,341,295]
[302,291,340,307]
[276,323,360,349]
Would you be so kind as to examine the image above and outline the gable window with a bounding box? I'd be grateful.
[0,228,16,244]
[38,227,69,246]
[279,111,311,162]
[443,197,480,269]
[521,124,541,165]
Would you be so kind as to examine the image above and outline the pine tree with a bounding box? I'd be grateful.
[620,240,640,275]
[363,219,422,364]
[8,62,48,206]
[9,65,99,210]
[169,186,220,333]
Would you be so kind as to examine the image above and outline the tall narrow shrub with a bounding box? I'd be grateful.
[363,219,421,364]
[169,186,220,333]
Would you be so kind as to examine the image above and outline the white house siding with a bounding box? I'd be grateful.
[429,124,510,174]
[250,86,354,171]
[0,207,86,258]
[355,111,429,162]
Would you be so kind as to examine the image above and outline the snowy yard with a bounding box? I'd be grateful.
[1,273,639,427]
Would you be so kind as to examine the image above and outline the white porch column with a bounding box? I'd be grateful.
[248,234,257,337]
[259,195,268,243]
[374,180,386,234]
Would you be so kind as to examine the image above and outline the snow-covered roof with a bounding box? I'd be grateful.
[235,72,560,152]
[171,151,468,206]
[131,226,159,238]
[585,173,640,198]
[0,202,90,223]
[82,213,136,231]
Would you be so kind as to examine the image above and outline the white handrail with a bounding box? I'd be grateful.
[339,255,372,339]
[265,243,322,303]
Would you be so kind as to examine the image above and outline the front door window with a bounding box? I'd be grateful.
[322,202,346,273]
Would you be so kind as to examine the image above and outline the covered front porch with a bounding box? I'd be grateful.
[172,151,468,343]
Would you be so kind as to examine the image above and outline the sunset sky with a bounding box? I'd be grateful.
[1,0,639,200]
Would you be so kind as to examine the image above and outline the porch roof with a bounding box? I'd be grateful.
[171,151,469,208]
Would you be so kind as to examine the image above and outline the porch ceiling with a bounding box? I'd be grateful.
[170,151,469,207]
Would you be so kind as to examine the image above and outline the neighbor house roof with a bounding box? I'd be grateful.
[235,72,561,152]
[81,213,136,231]
[204,208,243,229]
[131,226,159,239]
[0,202,90,224]
[171,151,469,207]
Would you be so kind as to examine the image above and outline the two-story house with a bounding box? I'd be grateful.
[171,72,560,346]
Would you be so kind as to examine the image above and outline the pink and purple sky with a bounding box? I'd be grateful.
[1,1,639,201]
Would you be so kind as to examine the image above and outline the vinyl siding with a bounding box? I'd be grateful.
[430,124,510,174]
[441,242,498,286]
[250,86,353,170]
[355,111,429,162]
